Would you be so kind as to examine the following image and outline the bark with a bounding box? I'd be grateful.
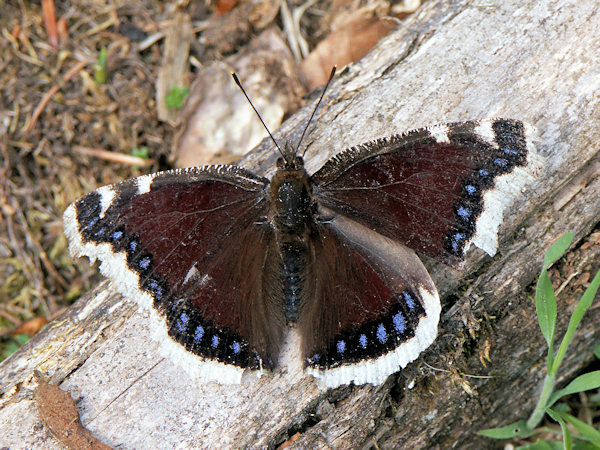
[1,0,599,448]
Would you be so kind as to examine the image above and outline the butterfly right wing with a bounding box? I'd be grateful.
[63,166,286,383]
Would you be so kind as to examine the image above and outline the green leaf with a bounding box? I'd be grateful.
[547,371,600,407]
[536,268,557,359]
[132,146,149,160]
[543,233,573,268]
[165,86,189,109]
[552,268,600,373]
[479,420,532,439]
[547,408,572,450]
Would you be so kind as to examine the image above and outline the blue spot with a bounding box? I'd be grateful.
[403,292,415,309]
[138,256,151,270]
[148,279,163,298]
[479,169,489,176]
[503,146,518,155]
[94,227,106,237]
[175,312,189,332]
[232,342,241,354]
[211,335,219,348]
[129,240,138,251]
[83,216,99,230]
[194,325,204,342]
[494,158,507,166]
[359,334,368,348]
[111,230,123,240]
[452,232,465,253]
[376,324,387,344]
[337,340,346,354]
[311,353,320,362]
[393,312,406,334]
[465,185,477,195]
[457,206,470,220]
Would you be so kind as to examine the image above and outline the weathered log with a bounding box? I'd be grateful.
[1,0,599,448]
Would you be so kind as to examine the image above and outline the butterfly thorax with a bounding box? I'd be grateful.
[270,156,315,323]
[270,156,314,235]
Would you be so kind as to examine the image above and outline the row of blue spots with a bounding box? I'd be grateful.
[335,311,409,355]
[189,322,241,354]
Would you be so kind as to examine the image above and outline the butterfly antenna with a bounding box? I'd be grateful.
[231,72,286,160]
[298,66,336,157]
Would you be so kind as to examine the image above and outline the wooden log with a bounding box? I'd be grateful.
[1,0,599,447]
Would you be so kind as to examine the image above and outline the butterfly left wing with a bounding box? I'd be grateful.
[299,210,440,387]
[63,166,287,383]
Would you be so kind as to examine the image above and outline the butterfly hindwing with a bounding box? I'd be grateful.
[311,119,540,267]
[300,209,440,387]
[63,166,286,382]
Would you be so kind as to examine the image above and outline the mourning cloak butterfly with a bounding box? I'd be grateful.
[63,88,541,388]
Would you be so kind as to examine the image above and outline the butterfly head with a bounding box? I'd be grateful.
[278,141,305,171]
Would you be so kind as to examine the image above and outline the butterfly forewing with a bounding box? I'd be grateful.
[64,166,286,376]
[311,119,532,267]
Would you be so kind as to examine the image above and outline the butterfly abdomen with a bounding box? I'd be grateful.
[269,159,315,324]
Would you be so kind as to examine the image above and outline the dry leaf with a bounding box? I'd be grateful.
[301,17,397,89]
[174,27,304,167]
[35,378,112,449]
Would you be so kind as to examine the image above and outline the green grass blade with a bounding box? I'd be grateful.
[556,411,600,446]
[543,233,573,268]
[551,268,600,373]
[536,268,557,360]
[516,441,563,449]
[547,371,600,407]
[547,408,573,450]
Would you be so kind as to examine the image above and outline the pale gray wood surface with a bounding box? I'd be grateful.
[1,0,599,448]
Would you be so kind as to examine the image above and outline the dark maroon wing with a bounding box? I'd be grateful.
[63,166,285,379]
[300,211,440,387]
[311,119,539,267]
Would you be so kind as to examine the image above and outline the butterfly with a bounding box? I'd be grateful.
[63,74,540,388]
